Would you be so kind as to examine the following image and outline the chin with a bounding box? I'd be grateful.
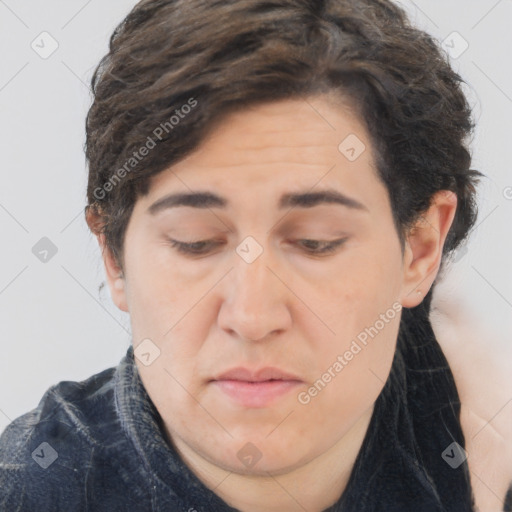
[204,436,313,476]
[223,453,306,477]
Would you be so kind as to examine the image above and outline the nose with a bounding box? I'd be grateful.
[217,245,292,342]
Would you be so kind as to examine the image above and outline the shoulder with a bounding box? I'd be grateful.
[0,365,118,511]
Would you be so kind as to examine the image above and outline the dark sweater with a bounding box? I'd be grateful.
[0,304,510,511]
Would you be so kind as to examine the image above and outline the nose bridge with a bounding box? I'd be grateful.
[219,239,291,340]
[232,244,275,311]
[233,232,274,291]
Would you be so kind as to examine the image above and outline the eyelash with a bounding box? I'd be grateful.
[167,238,347,256]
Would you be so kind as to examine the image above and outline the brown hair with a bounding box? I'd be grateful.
[84,0,482,283]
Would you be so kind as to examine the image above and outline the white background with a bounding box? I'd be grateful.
[0,0,511,435]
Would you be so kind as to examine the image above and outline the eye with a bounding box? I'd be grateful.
[167,239,222,255]
[296,238,347,255]
[167,237,348,257]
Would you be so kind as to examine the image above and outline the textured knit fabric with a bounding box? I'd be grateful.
[328,303,476,512]
[0,301,510,511]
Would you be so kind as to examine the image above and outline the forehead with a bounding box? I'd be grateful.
[137,95,387,216]
[185,96,371,167]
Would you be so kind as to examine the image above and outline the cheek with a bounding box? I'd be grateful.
[123,243,189,332]
[298,310,400,432]
[297,250,402,406]
[305,253,402,346]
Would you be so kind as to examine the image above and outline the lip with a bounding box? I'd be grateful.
[211,367,303,408]
[214,366,301,382]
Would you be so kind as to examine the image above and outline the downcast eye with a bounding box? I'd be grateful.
[166,237,348,257]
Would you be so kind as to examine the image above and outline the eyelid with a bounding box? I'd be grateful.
[166,237,348,256]
[296,238,347,255]
[167,238,223,255]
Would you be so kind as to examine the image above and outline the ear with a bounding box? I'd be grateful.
[400,190,458,309]
[98,234,129,312]
[86,207,129,313]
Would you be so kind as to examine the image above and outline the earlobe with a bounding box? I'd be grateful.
[400,190,458,309]
[97,234,129,313]
[111,275,129,312]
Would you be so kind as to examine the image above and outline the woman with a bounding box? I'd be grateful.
[1,0,510,510]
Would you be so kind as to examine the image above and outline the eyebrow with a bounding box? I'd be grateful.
[147,188,369,215]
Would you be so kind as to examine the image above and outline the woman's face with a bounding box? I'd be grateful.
[112,95,415,475]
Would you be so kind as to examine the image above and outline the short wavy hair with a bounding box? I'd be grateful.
[85,0,482,291]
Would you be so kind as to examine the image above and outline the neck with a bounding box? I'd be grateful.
[167,404,374,512]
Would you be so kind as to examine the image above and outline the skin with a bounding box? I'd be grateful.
[430,292,512,512]
[88,94,457,512]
